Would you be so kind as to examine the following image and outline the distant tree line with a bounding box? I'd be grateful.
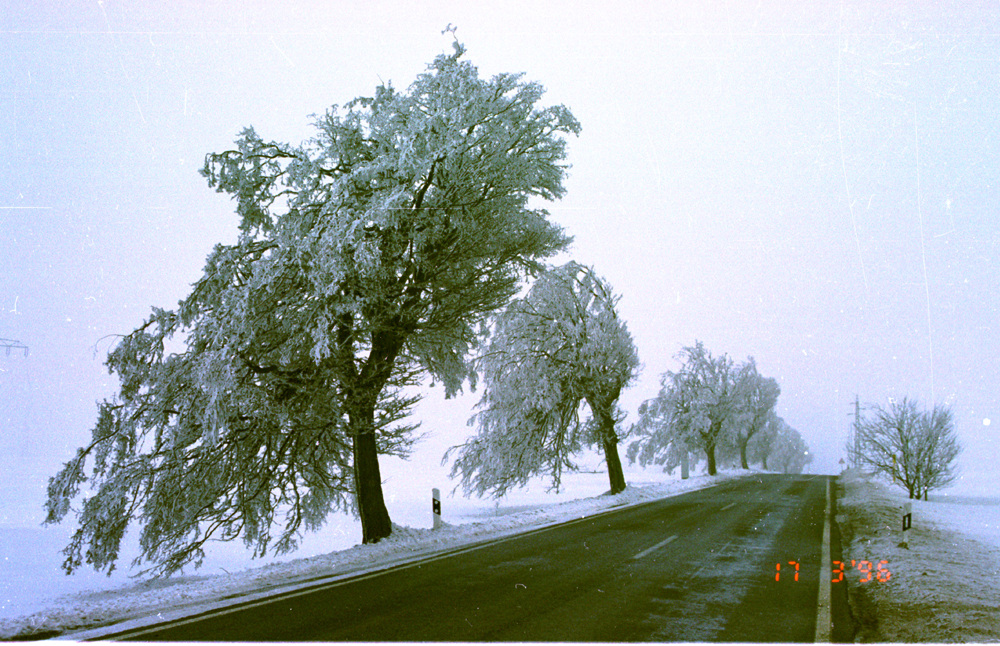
[626,341,811,477]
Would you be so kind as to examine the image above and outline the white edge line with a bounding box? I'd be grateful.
[814,477,832,642]
[632,534,679,560]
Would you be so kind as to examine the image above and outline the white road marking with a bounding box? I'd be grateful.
[721,502,736,511]
[814,478,832,642]
[633,535,679,560]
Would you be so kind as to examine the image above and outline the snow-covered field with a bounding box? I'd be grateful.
[837,469,1000,643]
[0,463,745,640]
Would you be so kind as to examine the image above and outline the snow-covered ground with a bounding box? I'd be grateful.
[0,463,746,640]
[837,469,1000,643]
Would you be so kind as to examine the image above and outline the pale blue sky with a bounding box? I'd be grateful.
[2,1,998,527]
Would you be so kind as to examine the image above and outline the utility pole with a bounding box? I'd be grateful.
[853,395,861,468]
[0,338,28,357]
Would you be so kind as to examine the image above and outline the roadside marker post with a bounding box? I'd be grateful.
[681,453,689,480]
[900,502,912,548]
[432,488,442,529]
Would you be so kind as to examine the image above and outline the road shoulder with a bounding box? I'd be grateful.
[836,470,1000,643]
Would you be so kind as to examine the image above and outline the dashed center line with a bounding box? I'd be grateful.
[633,535,679,560]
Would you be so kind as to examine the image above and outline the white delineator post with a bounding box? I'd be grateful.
[681,452,689,480]
[432,487,442,529]
[900,501,912,548]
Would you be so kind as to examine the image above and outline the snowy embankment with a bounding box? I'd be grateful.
[837,469,1000,643]
[0,469,747,640]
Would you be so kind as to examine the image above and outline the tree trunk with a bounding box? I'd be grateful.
[587,396,626,494]
[343,375,394,544]
[347,327,406,544]
[352,412,392,544]
[740,440,750,469]
[761,455,768,470]
[706,443,718,476]
[603,437,627,494]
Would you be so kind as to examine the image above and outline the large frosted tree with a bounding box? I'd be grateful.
[448,262,639,496]
[44,42,580,575]
[628,341,742,476]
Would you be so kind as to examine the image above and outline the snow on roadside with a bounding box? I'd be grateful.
[836,469,1000,643]
[0,469,749,640]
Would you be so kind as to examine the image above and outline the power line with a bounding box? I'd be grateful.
[0,338,29,357]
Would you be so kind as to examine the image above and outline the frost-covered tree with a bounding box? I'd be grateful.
[911,405,961,500]
[747,410,782,470]
[628,341,741,476]
[447,262,639,496]
[44,42,580,575]
[770,423,812,474]
[849,398,960,499]
[626,390,698,476]
[732,360,780,469]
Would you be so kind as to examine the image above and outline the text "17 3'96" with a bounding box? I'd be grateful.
[775,560,891,583]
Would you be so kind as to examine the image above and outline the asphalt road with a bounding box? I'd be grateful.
[108,474,854,642]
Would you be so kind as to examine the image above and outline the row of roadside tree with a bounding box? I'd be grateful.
[626,341,812,478]
[447,261,813,499]
[44,42,808,578]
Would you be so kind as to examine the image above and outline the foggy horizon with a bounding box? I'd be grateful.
[2,1,998,533]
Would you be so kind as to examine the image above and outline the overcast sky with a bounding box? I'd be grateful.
[2,1,998,528]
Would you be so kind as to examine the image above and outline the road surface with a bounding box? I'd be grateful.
[105,474,854,641]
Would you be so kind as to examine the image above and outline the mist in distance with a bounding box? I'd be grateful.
[1,1,998,530]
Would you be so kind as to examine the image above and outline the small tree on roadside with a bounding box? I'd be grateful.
[911,405,961,499]
[43,42,580,576]
[447,262,640,496]
[628,341,741,476]
[849,398,960,499]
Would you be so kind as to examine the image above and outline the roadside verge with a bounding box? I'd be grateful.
[836,469,1000,642]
